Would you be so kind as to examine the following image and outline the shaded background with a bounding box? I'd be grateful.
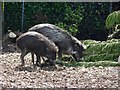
[3,2,120,41]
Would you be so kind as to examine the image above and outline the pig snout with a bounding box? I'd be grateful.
[72,43,87,61]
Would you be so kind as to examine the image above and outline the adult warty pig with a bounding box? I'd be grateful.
[16,31,58,66]
[28,23,87,61]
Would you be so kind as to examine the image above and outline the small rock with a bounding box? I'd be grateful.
[99,66,103,69]
[81,67,87,73]
[91,79,97,82]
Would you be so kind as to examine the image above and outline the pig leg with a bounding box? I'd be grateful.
[42,57,51,64]
[72,54,78,61]
[41,57,46,62]
[36,55,41,67]
[20,49,28,66]
[57,49,63,65]
[31,53,35,65]
[58,49,62,61]
[42,57,49,65]
[49,59,56,67]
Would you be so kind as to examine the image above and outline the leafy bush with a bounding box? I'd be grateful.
[106,10,120,29]
[4,2,111,40]
[4,2,84,36]
[83,39,120,62]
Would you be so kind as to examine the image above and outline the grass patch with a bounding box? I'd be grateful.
[56,39,120,67]
[84,53,120,62]
[83,39,120,62]
[59,61,120,67]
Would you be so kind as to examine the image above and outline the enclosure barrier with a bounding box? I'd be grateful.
[0,1,2,52]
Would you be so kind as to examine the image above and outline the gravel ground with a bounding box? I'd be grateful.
[0,52,119,89]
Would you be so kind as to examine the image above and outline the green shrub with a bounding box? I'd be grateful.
[4,2,110,41]
[83,39,120,62]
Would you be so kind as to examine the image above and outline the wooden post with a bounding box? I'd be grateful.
[0,1,2,52]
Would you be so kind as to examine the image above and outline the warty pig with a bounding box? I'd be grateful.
[16,31,58,67]
[28,23,87,61]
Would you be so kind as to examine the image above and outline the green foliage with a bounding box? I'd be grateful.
[77,2,110,40]
[4,2,111,40]
[4,2,22,33]
[4,2,84,35]
[106,10,120,29]
[83,39,120,62]
[2,2,4,11]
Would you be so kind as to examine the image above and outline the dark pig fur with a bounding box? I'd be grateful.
[16,31,58,66]
[28,23,86,61]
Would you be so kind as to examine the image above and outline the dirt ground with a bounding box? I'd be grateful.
[0,52,119,89]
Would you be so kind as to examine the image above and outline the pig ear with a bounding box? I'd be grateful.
[9,32,17,38]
